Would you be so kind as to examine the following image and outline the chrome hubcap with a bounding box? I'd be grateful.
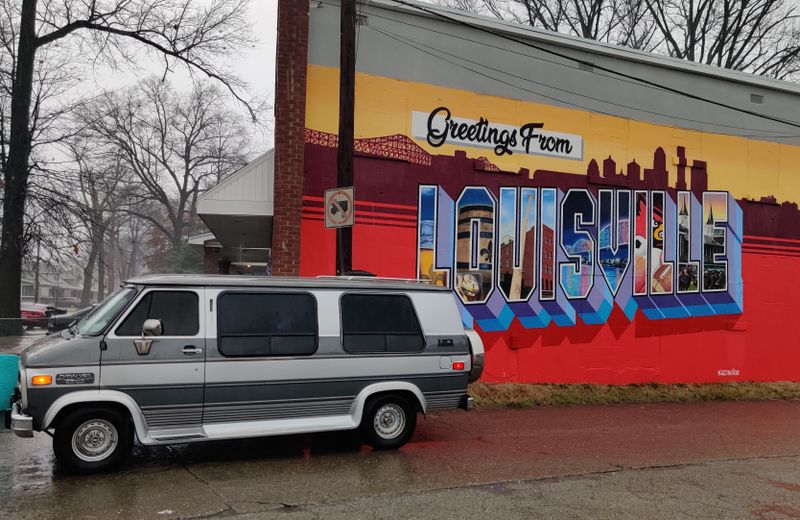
[373,404,406,440]
[71,419,118,462]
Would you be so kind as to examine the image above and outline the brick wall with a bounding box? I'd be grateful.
[272,0,309,276]
[203,245,222,274]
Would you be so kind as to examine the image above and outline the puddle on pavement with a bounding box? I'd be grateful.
[0,428,426,519]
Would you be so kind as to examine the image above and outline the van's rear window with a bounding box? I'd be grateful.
[341,294,424,353]
[217,292,318,357]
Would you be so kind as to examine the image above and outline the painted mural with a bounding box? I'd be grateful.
[418,181,741,330]
[301,64,800,384]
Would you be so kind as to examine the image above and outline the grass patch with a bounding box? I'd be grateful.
[469,381,800,408]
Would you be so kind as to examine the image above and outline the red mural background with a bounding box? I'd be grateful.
[300,131,800,384]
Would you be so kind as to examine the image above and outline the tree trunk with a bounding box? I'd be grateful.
[80,223,102,306]
[80,253,96,307]
[126,230,139,279]
[107,228,116,291]
[0,0,39,335]
[126,247,137,278]
[33,236,40,304]
[97,237,106,301]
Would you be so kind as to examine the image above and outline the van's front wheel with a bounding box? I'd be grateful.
[360,394,417,450]
[53,407,131,473]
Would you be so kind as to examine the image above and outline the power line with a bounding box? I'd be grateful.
[349,2,677,94]
[384,0,800,130]
[316,0,800,137]
[369,24,800,139]
[327,0,800,136]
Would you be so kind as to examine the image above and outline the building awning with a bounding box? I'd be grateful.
[197,150,274,249]
[187,232,221,247]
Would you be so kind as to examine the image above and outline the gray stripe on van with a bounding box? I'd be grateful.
[202,334,469,360]
[103,385,204,409]
[204,355,469,385]
[424,390,466,410]
[203,373,467,404]
[142,406,204,428]
[203,398,354,423]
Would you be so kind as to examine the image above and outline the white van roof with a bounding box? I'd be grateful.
[125,274,449,292]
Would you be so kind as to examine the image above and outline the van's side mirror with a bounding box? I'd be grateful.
[142,319,163,337]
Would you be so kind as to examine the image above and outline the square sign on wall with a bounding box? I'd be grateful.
[324,186,355,228]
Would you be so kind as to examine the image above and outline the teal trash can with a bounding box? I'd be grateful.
[0,354,18,413]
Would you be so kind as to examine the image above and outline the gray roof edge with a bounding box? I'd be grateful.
[367,0,800,97]
[124,274,449,291]
[199,149,274,202]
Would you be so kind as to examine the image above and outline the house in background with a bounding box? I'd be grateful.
[191,150,274,275]
[20,266,87,308]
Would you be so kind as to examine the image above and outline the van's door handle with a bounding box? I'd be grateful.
[182,346,202,355]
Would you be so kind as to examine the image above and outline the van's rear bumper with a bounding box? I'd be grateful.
[459,395,475,410]
[8,401,33,438]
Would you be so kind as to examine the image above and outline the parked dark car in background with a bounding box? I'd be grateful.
[47,306,95,334]
[56,297,82,309]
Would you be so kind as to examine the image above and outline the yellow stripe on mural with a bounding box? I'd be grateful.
[305,64,800,204]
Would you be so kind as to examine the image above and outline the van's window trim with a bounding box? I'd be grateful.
[112,289,202,338]
[339,291,426,355]
[216,290,319,358]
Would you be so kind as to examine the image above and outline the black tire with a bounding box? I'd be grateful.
[360,394,417,450]
[53,406,132,474]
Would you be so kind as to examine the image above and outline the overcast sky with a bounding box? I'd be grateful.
[232,0,278,117]
[78,0,279,151]
[229,0,278,149]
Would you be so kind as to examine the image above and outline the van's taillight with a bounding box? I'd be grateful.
[452,361,465,370]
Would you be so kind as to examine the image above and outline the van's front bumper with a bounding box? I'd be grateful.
[8,401,33,438]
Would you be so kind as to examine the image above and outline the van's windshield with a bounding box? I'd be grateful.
[75,288,137,336]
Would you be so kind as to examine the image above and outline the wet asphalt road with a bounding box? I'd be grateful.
[2,400,800,519]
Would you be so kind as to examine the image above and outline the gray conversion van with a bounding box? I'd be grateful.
[8,275,484,473]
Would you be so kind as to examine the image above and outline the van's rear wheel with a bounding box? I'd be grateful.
[53,407,131,473]
[360,394,417,450]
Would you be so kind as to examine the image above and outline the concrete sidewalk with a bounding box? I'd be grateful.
[2,400,800,519]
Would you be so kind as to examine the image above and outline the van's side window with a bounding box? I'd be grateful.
[341,294,424,353]
[217,293,318,357]
[115,291,199,336]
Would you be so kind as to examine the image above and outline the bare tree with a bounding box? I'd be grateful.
[117,213,145,280]
[63,138,130,305]
[644,0,800,78]
[437,0,503,17]
[436,0,659,48]
[439,0,800,74]
[0,0,255,333]
[82,78,250,260]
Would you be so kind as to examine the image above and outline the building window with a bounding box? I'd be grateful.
[116,291,199,336]
[217,292,317,357]
[341,294,424,353]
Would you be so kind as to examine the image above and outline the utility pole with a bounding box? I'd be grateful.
[33,226,40,303]
[336,0,356,275]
